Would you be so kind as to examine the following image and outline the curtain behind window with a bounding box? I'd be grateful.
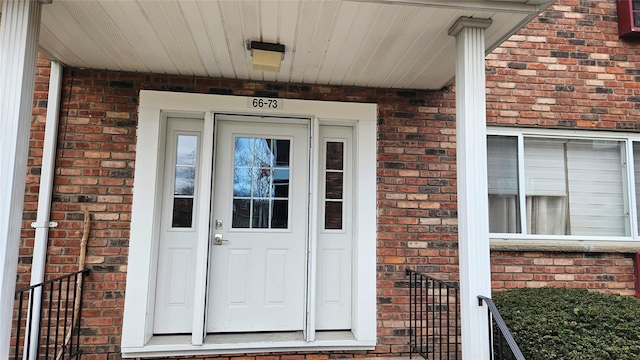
[488,136,629,237]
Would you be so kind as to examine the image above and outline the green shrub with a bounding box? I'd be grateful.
[493,287,640,360]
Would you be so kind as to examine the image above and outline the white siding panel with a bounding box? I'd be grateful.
[275,0,300,83]
[41,4,118,70]
[178,1,223,78]
[37,1,537,90]
[397,11,459,89]
[149,1,206,75]
[99,1,164,73]
[374,8,440,88]
[219,0,251,80]
[199,1,236,79]
[257,0,280,83]
[323,2,380,86]
[64,1,148,72]
[289,1,322,83]
[109,1,176,74]
[314,1,359,84]
[39,26,88,68]
[239,0,262,80]
[342,5,403,86]
[355,6,416,87]
[302,1,340,84]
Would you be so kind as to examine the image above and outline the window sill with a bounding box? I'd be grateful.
[490,238,640,253]
[121,331,376,358]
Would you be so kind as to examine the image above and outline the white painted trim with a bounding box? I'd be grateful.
[352,117,377,342]
[491,238,640,253]
[123,91,377,355]
[488,126,640,141]
[138,92,376,120]
[353,0,554,14]
[516,134,527,236]
[490,233,634,242]
[627,140,639,239]
[122,339,376,358]
[450,18,492,360]
[191,113,213,345]
[488,127,640,243]
[26,60,63,360]
[0,1,43,358]
[306,118,321,342]
[121,107,163,348]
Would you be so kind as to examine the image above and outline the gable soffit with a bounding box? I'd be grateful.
[1,0,555,90]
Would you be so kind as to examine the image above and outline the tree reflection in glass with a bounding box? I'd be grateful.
[172,135,198,228]
[232,137,290,229]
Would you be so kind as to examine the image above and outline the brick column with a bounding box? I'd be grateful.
[0,1,43,357]
[448,16,493,360]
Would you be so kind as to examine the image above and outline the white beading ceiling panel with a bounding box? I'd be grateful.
[22,0,555,90]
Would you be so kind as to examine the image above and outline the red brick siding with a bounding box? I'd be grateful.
[16,0,640,359]
[20,68,462,358]
[486,0,640,129]
[485,0,640,296]
[491,252,636,296]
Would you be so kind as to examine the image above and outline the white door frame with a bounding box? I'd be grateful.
[123,91,377,356]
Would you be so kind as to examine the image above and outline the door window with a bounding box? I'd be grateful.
[172,134,198,228]
[232,138,291,229]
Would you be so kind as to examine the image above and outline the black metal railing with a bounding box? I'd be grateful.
[478,296,525,360]
[406,269,460,360]
[12,269,90,360]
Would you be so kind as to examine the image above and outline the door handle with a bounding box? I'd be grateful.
[213,233,229,246]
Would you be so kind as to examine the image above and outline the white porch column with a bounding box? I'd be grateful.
[0,0,43,358]
[448,16,493,360]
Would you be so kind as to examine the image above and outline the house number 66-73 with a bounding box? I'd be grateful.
[248,97,281,110]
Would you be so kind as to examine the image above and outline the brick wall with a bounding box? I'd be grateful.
[485,0,640,296]
[491,252,636,296]
[16,0,640,359]
[20,67,461,359]
[486,0,640,129]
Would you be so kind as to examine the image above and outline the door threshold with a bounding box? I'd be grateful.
[206,331,306,344]
[126,331,371,358]
[147,330,356,345]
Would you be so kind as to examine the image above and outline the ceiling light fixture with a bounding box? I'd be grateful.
[248,41,285,73]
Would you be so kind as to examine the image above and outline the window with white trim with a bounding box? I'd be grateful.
[488,129,640,241]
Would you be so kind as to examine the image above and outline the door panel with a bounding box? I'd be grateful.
[154,118,203,334]
[207,116,309,333]
[316,126,353,330]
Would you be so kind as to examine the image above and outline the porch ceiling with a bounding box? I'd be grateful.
[6,0,553,90]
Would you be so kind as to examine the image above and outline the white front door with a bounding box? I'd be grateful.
[207,116,310,333]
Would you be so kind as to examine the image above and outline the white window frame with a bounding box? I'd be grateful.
[122,91,377,357]
[488,127,640,252]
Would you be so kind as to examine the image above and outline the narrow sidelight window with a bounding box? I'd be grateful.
[324,141,344,230]
[172,134,198,228]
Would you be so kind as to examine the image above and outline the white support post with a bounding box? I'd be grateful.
[26,61,63,360]
[448,16,493,360]
[0,1,43,358]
